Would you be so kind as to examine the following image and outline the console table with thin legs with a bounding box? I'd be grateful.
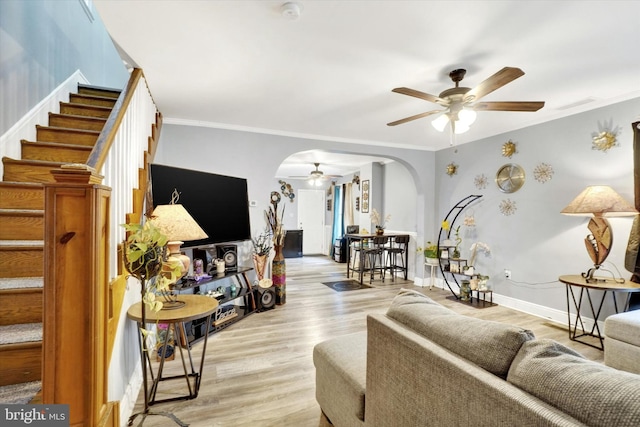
[559,275,640,350]
[127,295,219,406]
[346,233,410,285]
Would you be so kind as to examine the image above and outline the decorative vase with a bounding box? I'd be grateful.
[272,245,286,305]
[460,280,471,301]
[253,254,268,281]
[376,227,384,236]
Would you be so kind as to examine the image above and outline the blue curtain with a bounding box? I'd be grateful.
[331,185,344,255]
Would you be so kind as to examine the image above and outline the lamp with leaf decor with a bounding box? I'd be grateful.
[150,191,208,308]
[561,185,638,282]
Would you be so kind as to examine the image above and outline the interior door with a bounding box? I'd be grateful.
[298,189,325,255]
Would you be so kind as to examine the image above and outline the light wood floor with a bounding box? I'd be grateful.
[129,255,603,427]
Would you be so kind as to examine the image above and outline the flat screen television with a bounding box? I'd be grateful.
[150,164,251,248]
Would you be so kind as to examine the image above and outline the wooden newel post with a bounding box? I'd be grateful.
[43,166,118,427]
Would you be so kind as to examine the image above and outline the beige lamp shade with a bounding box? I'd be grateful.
[561,185,637,282]
[561,185,638,217]
[150,204,208,242]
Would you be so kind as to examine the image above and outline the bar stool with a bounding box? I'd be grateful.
[386,235,409,281]
[363,236,388,283]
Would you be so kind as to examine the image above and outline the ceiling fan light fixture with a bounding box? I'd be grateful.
[431,113,449,132]
[458,108,477,127]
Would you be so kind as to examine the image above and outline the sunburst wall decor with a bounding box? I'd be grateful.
[502,140,517,158]
[533,163,554,183]
[446,162,458,176]
[499,199,517,216]
[474,174,488,189]
[591,119,620,152]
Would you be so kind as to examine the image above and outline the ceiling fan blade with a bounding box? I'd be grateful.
[473,101,545,112]
[387,110,442,126]
[463,67,525,103]
[392,87,446,104]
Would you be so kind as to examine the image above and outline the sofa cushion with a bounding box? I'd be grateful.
[604,309,640,347]
[386,288,535,378]
[507,339,640,427]
[313,331,367,425]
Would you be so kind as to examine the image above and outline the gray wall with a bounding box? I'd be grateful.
[435,98,640,315]
[158,98,639,318]
[0,0,129,135]
[155,123,435,273]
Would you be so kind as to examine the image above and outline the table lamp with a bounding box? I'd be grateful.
[150,198,208,308]
[561,185,638,282]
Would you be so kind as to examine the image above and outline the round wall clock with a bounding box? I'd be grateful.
[495,163,525,193]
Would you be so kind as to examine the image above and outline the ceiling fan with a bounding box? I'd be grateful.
[388,67,545,134]
[290,163,342,186]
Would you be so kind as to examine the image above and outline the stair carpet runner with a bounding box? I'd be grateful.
[0,84,120,404]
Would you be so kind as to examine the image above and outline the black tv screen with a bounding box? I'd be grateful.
[150,164,251,247]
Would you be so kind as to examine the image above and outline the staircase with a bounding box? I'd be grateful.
[0,84,120,403]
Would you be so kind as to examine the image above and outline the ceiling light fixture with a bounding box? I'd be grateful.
[431,106,477,135]
[281,2,302,20]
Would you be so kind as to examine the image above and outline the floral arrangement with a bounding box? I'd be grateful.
[417,241,439,259]
[469,242,491,267]
[252,227,272,256]
[265,191,286,246]
[370,208,391,231]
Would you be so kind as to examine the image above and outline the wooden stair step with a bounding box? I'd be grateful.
[0,241,44,278]
[0,286,43,326]
[0,336,42,387]
[69,93,117,108]
[0,209,44,240]
[48,112,107,131]
[35,124,99,146]
[59,102,112,119]
[21,140,92,163]
[0,381,42,404]
[0,182,44,210]
[77,83,121,99]
[2,157,65,183]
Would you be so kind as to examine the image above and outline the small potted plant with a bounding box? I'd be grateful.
[452,226,462,259]
[252,227,273,281]
[122,222,182,312]
[478,275,490,291]
[370,208,391,235]
[418,241,440,265]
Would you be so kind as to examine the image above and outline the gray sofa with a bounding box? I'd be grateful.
[604,309,640,375]
[313,289,640,427]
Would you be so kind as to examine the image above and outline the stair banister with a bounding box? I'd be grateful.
[42,68,160,427]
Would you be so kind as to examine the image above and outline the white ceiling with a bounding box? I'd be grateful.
[94,0,640,178]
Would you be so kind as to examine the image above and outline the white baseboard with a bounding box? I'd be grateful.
[118,360,143,427]
[411,278,596,331]
[0,70,88,178]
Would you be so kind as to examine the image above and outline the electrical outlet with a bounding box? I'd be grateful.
[504,269,512,279]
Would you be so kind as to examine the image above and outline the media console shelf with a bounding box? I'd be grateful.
[174,267,257,346]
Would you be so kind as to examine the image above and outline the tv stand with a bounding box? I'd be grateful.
[174,267,257,346]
